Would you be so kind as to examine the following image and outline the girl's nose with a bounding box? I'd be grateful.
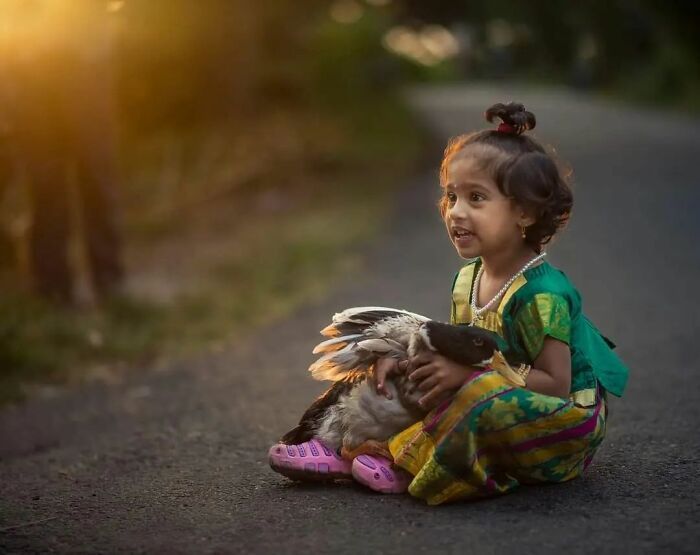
[448,198,469,221]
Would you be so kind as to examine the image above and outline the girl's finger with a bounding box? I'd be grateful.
[419,385,444,410]
[410,352,433,369]
[374,358,395,382]
[405,359,418,373]
[416,375,440,392]
[374,359,396,399]
[408,364,436,382]
[378,381,393,400]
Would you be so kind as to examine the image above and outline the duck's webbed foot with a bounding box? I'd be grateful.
[341,439,393,462]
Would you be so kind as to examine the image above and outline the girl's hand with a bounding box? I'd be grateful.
[373,356,403,399]
[400,351,477,410]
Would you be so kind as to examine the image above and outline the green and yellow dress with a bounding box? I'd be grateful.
[387,258,629,505]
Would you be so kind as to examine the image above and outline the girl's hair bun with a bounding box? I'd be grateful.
[485,102,536,135]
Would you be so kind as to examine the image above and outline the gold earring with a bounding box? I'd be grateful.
[520,225,527,239]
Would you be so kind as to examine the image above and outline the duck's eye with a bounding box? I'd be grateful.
[473,338,484,346]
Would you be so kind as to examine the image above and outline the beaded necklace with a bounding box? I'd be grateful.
[468,252,547,326]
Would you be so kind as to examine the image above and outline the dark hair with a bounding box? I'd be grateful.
[438,102,573,254]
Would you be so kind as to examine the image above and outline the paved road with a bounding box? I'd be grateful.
[2,85,699,553]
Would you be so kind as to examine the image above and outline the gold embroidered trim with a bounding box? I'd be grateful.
[498,273,528,313]
[452,264,476,324]
[571,388,597,407]
[451,261,529,336]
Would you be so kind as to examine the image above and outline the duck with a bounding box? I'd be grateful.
[280,307,503,461]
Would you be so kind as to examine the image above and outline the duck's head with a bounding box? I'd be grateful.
[420,321,500,367]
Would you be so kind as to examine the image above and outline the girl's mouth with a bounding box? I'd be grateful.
[453,229,475,246]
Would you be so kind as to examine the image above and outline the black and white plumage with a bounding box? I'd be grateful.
[281,306,500,458]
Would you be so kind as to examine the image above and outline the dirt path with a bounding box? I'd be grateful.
[2,84,699,553]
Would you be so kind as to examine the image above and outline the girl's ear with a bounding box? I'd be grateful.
[517,206,537,228]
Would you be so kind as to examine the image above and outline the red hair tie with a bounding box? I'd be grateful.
[497,122,516,134]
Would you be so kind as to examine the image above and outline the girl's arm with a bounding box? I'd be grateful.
[407,336,572,409]
[525,336,572,398]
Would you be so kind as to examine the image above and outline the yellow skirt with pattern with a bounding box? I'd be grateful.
[388,370,607,505]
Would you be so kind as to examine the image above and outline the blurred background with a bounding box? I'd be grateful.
[0,0,697,404]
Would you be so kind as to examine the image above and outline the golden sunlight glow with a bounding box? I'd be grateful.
[107,0,125,13]
[0,1,115,64]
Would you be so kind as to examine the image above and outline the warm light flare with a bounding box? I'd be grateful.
[419,25,460,60]
[382,24,460,67]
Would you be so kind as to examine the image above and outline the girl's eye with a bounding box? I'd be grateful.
[470,192,484,202]
[446,192,457,203]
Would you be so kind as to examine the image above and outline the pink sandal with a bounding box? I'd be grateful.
[351,454,412,494]
[268,438,352,481]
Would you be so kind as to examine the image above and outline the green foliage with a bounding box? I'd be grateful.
[0,88,423,404]
[308,9,399,104]
[0,292,167,404]
[608,39,700,112]
[0,170,397,404]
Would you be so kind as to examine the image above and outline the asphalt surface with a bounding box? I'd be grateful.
[2,84,699,554]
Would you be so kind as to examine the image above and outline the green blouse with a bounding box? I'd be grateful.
[450,258,629,406]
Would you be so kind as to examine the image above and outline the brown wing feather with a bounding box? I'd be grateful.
[280,370,367,444]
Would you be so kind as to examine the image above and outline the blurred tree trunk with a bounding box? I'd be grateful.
[1,0,124,303]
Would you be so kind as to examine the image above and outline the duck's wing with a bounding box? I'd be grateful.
[308,335,404,381]
[307,307,428,382]
[310,321,501,386]
[280,371,366,445]
[320,306,430,338]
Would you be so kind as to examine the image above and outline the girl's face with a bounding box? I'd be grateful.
[443,156,532,260]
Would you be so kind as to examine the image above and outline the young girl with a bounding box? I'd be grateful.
[269,102,629,505]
